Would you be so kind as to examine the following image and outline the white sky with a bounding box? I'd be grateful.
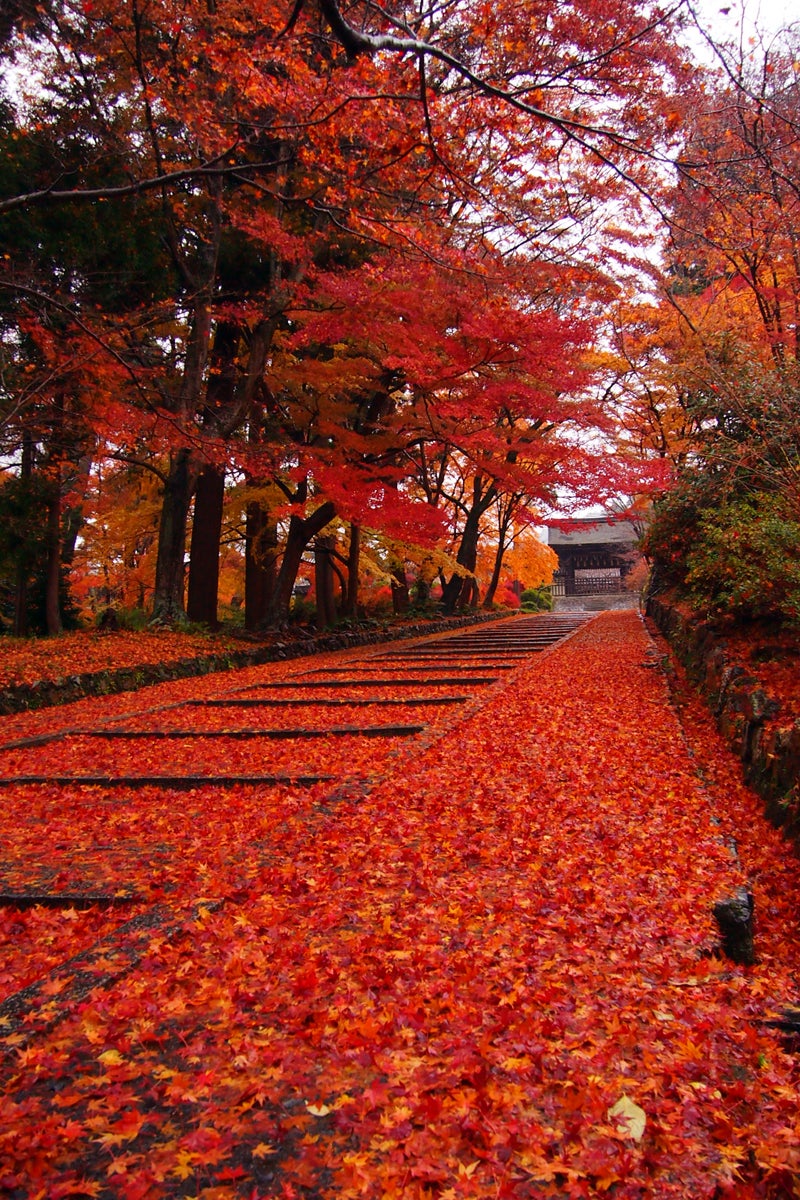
[691,0,797,49]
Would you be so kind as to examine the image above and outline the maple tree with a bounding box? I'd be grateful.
[272,248,608,615]
[612,19,800,621]
[0,0,697,631]
[478,500,559,608]
[670,26,800,368]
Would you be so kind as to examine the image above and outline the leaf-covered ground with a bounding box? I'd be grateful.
[1,611,799,1198]
[0,631,247,689]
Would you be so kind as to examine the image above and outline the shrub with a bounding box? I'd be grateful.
[520,585,553,612]
[497,586,521,609]
[101,606,148,631]
[684,495,800,623]
[640,476,715,591]
[361,584,394,618]
[290,596,317,624]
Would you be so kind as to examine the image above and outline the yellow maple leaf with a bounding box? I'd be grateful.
[98,1048,125,1067]
[171,1150,196,1181]
[252,1143,277,1158]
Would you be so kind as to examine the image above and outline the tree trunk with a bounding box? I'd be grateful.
[152,447,194,622]
[61,452,92,575]
[263,501,336,626]
[391,562,410,614]
[152,296,212,624]
[442,476,497,614]
[245,495,277,631]
[483,504,515,609]
[186,463,225,628]
[43,389,67,636]
[482,549,504,609]
[343,522,360,617]
[184,317,278,629]
[13,431,34,636]
[441,508,481,613]
[13,563,28,637]
[314,534,336,628]
[44,474,63,636]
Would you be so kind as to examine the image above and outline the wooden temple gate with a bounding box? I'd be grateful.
[546,516,641,598]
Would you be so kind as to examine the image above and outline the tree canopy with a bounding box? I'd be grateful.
[1,0,794,632]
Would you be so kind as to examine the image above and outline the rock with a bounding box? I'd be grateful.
[713,887,755,965]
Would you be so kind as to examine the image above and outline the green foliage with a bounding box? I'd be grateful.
[0,473,51,577]
[640,476,713,591]
[644,478,800,623]
[642,356,800,624]
[290,596,317,624]
[684,496,800,623]
[0,473,80,633]
[520,585,553,612]
[217,602,246,630]
[0,104,173,314]
[99,607,148,632]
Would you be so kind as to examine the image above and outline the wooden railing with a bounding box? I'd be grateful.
[551,572,625,597]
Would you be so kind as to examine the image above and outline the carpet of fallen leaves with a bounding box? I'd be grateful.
[2,610,800,1199]
[0,630,245,689]
[652,596,800,728]
[725,628,800,728]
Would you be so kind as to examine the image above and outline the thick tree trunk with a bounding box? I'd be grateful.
[61,452,92,575]
[186,463,225,628]
[263,501,336,626]
[43,391,67,636]
[391,562,410,614]
[13,431,34,636]
[343,522,360,617]
[458,575,479,608]
[442,477,497,614]
[314,534,336,628]
[152,295,211,624]
[482,552,503,609]
[152,447,194,622]
[183,318,277,629]
[13,564,28,637]
[441,511,481,613]
[44,476,63,636]
[245,496,277,631]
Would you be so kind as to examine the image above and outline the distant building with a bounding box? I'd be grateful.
[545,515,640,596]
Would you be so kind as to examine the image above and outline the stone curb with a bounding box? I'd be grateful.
[646,594,800,844]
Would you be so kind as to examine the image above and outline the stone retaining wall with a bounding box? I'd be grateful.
[554,592,641,613]
[647,595,800,844]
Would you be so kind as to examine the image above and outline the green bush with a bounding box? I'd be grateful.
[684,495,800,623]
[290,596,317,624]
[97,606,149,631]
[0,473,82,633]
[520,585,553,612]
[639,476,715,591]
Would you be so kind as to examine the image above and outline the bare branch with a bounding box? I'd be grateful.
[0,151,288,214]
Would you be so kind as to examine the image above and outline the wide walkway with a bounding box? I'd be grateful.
[1,610,799,1198]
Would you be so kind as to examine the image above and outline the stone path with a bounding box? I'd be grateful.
[1,610,799,1199]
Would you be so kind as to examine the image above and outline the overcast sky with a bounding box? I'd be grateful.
[692,0,797,43]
